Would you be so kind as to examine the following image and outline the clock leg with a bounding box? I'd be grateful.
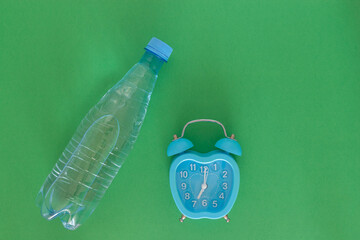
[224,215,230,222]
[179,215,186,222]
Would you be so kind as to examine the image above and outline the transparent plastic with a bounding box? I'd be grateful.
[36,51,165,230]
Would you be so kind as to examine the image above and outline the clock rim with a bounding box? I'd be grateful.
[169,150,240,219]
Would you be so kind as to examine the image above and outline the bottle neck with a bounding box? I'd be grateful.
[139,51,165,74]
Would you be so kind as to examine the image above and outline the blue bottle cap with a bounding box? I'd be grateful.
[145,37,173,62]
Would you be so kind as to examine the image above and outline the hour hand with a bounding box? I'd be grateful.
[197,188,205,199]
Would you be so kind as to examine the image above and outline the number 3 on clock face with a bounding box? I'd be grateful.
[169,151,240,220]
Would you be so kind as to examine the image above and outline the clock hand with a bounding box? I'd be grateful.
[204,167,208,184]
[197,188,205,199]
[197,167,208,199]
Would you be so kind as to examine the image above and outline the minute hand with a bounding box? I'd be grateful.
[203,167,208,184]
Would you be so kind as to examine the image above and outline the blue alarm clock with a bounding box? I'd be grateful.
[167,119,242,222]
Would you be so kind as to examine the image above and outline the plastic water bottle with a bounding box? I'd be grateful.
[36,37,173,230]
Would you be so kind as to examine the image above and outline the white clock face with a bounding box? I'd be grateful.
[176,160,234,213]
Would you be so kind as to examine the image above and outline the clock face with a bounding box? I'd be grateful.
[175,160,234,214]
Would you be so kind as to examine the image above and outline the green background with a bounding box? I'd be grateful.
[1,0,359,239]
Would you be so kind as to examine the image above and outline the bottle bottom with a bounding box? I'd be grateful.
[36,189,81,230]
